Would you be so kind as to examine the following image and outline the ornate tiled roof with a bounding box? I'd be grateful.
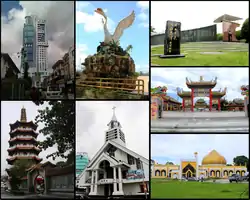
[186,76,217,88]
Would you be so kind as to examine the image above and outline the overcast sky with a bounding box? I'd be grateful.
[151,134,249,165]
[1,101,66,175]
[76,101,149,160]
[1,1,74,69]
[151,67,249,102]
[151,1,249,33]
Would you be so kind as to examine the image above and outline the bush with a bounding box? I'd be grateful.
[241,18,249,43]
[236,30,241,40]
[216,33,223,41]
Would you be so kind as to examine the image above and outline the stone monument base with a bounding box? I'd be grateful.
[159,54,185,58]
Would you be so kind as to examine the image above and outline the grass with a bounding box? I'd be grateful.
[151,42,249,66]
[151,179,249,198]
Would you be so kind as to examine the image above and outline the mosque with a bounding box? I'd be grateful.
[152,150,248,179]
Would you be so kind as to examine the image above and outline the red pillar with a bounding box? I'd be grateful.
[218,98,221,111]
[209,89,212,111]
[182,98,185,111]
[191,89,194,112]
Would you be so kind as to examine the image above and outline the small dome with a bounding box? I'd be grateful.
[202,150,226,165]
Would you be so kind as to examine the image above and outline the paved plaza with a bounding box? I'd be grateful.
[151,111,249,132]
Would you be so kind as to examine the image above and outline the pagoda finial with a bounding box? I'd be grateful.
[112,106,117,121]
[20,107,27,122]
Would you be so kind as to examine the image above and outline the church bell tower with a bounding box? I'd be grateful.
[105,106,126,146]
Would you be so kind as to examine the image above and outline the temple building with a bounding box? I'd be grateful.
[177,76,226,111]
[152,150,247,179]
[77,108,149,198]
[224,98,245,111]
[163,96,182,111]
[7,107,42,166]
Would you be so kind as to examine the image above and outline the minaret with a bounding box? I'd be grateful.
[105,106,126,146]
[194,152,198,179]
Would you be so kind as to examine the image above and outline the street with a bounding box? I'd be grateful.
[151,111,249,132]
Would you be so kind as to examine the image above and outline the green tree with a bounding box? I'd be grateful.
[151,26,156,33]
[5,67,16,79]
[35,101,75,161]
[166,161,174,165]
[235,30,241,40]
[220,98,228,111]
[23,62,32,89]
[56,161,66,167]
[8,160,34,190]
[233,155,248,166]
[241,18,249,43]
[226,164,232,166]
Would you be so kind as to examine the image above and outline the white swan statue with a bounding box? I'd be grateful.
[94,8,135,44]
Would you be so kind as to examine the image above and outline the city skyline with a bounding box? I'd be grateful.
[1,1,74,70]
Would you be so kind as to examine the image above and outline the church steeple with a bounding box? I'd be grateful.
[105,106,126,146]
[20,106,27,122]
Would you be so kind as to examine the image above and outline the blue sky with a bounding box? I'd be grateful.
[151,68,249,102]
[151,134,249,165]
[1,1,22,16]
[76,1,149,72]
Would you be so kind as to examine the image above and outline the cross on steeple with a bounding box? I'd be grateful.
[112,106,116,114]
[111,106,117,121]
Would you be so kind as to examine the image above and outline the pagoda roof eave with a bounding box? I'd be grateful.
[7,147,41,152]
[9,137,38,143]
[10,120,38,130]
[186,83,216,88]
[177,91,226,97]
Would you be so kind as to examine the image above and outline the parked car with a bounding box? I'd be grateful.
[229,173,241,183]
[46,86,63,99]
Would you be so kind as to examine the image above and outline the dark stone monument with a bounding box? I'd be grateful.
[159,20,185,58]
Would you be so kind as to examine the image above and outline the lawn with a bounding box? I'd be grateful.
[151,179,249,198]
[151,42,249,66]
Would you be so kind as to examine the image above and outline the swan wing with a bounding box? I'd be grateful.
[112,11,135,43]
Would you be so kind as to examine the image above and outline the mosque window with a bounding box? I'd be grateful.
[127,154,135,165]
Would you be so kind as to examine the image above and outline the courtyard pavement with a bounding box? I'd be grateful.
[151,111,249,132]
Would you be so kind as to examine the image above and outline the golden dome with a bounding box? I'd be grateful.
[202,150,227,165]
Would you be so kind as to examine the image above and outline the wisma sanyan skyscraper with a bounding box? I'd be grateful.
[21,15,49,87]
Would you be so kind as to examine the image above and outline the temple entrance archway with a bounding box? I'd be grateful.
[155,170,160,176]
[34,175,45,194]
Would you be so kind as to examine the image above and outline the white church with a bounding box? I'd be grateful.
[76,107,149,198]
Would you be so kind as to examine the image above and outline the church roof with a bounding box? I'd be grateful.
[86,140,148,169]
[214,14,242,23]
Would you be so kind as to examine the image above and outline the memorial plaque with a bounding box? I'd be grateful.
[160,20,185,58]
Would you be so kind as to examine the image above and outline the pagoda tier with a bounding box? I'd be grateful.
[186,76,217,89]
[6,156,42,165]
[7,107,42,165]
[177,88,227,98]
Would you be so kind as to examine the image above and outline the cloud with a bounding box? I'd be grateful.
[1,1,74,69]
[76,101,149,160]
[151,1,249,33]
[76,2,114,33]
[151,68,249,101]
[151,134,249,165]
[136,1,149,28]
[76,44,88,71]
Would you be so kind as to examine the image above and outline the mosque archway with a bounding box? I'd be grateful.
[210,170,215,177]
[236,170,240,175]
[161,170,166,177]
[182,163,195,177]
[155,170,160,176]
[223,170,228,177]
[241,171,245,176]
[229,170,233,176]
[216,170,220,177]
[168,170,172,178]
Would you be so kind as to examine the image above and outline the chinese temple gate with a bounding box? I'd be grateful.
[177,76,226,112]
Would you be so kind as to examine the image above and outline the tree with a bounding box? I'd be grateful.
[233,155,248,166]
[5,67,16,79]
[23,62,32,89]
[151,26,156,33]
[8,160,34,190]
[166,161,174,165]
[220,98,229,111]
[226,164,232,166]
[241,18,249,43]
[56,161,66,167]
[35,101,75,161]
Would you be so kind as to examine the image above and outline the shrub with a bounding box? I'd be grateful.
[236,30,241,40]
[241,18,249,43]
[216,33,223,41]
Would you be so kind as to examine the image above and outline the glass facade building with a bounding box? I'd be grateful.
[76,152,89,178]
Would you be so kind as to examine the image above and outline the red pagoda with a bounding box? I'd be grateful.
[6,107,42,166]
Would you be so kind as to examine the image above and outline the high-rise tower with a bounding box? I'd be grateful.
[6,107,42,165]
[21,15,49,87]
[105,107,126,146]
